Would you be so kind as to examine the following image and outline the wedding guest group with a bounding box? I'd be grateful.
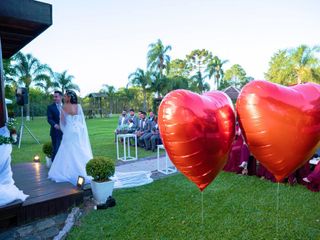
[114,109,161,152]
[223,122,320,192]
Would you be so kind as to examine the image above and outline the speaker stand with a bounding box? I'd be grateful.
[18,106,40,148]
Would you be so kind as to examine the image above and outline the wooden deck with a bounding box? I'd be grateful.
[0,163,84,230]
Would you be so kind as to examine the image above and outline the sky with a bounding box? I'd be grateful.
[22,0,320,96]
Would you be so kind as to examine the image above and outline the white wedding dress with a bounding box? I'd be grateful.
[0,126,28,206]
[48,104,93,186]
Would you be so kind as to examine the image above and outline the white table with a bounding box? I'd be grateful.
[116,134,138,161]
[157,144,177,175]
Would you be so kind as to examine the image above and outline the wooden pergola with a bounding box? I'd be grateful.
[0,0,52,127]
[87,92,108,118]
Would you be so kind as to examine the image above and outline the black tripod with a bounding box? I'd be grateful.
[18,106,40,148]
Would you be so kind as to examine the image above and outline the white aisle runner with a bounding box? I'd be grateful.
[111,157,162,189]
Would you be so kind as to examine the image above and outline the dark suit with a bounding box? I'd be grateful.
[47,103,63,161]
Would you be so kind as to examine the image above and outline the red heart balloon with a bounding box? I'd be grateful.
[158,90,236,191]
[237,80,320,181]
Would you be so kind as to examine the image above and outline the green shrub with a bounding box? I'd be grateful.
[42,142,53,158]
[86,156,115,182]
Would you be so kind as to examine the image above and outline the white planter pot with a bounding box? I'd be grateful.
[91,180,114,204]
[45,156,52,168]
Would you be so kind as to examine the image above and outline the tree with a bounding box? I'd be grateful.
[223,64,250,89]
[186,49,212,75]
[3,58,17,86]
[290,45,320,84]
[167,58,190,78]
[101,84,116,114]
[53,70,80,94]
[206,56,228,90]
[150,71,169,97]
[265,45,320,85]
[190,71,210,93]
[186,49,212,92]
[13,52,52,120]
[35,78,54,94]
[147,39,172,75]
[128,68,151,111]
[166,76,190,91]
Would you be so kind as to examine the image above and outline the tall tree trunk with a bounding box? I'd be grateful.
[143,89,147,112]
[26,86,30,121]
[109,98,112,114]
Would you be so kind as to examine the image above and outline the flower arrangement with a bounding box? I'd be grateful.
[42,142,53,158]
[0,118,18,145]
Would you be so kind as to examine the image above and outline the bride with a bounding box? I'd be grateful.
[48,90,93,186]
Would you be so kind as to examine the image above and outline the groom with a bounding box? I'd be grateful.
[47,91,63,161]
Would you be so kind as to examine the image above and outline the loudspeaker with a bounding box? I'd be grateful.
[15,87,28,106]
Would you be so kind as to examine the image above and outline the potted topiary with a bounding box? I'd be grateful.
[86,156,115,204]
[42,142,53,168]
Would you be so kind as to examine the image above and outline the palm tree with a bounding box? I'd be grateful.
[265,45,320,85]
[147,39,172,75]
[35,78,54,94]
[3,58,17,86]
[289,45,320,84]
[128,68,151,111]
[190,71,210,93]
[53,70,80,94]
[13,52,52,120]
[101,84,116,114]
[150,71,169,97]
[206,56,228,90]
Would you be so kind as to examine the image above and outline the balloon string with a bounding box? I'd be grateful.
[276,182,280,239]
[201,191,204,225]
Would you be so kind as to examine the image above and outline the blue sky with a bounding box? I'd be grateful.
[23,0,320,96]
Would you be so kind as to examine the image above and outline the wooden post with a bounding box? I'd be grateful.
[0,38,7,128]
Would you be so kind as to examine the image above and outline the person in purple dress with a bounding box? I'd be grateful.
[302,150,320,192]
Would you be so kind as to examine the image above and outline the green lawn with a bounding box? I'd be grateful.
[11,116,156,164]
[12,116,320,239]
[68,173,320,240]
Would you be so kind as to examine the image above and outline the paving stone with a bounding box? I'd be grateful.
[21,235,41,240]
[16,225,33,237]
[40,227,59,239]
[36,219,55,232]
[52,213,68,225]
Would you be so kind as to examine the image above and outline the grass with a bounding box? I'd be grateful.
[68,172,320,240]
[11,115,320,239]
[11,116,156,164]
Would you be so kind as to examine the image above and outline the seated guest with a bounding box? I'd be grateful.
[139,112,154,148]
[150,119,161,151]
[114,110,127,142]
[144,116,158,150]
[127,108,138,129]
[302,151,320,192]
[148,110,155,122]
[135,112,148,146]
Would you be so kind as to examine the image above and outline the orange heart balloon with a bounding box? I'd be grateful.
[158,90,236,191]
[237,80,320,181]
